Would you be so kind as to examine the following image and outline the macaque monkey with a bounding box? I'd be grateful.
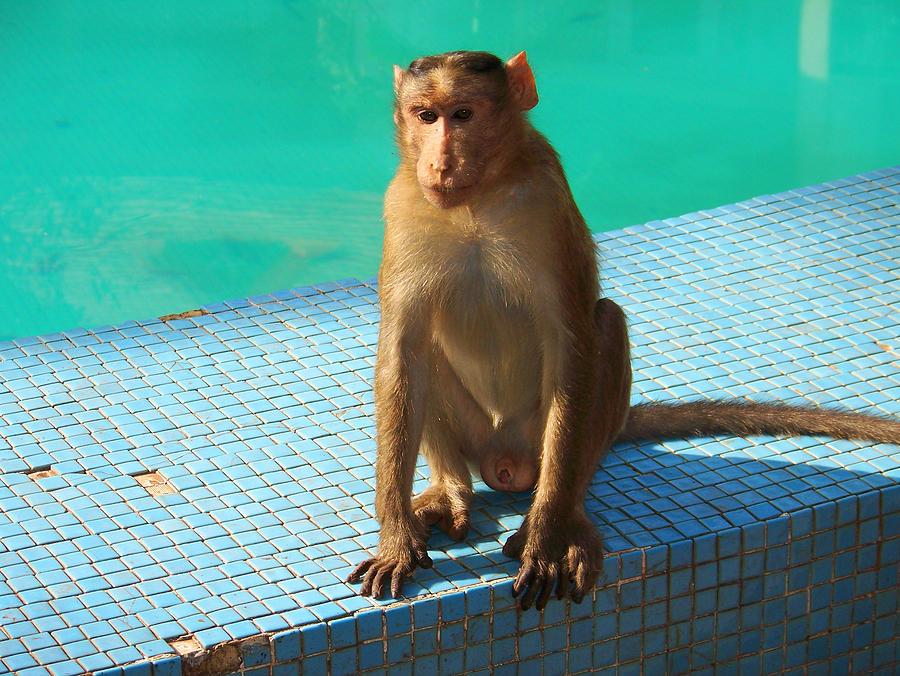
[347,51,900,610]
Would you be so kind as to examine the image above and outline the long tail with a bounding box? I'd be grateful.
[618,400,900,445]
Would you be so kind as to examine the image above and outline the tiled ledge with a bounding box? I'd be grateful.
[1,167,899,675]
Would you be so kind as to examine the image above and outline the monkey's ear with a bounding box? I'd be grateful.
[393,65,405,94]
[505,51,538,111]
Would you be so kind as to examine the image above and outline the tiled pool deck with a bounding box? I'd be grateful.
[1,167,899,676]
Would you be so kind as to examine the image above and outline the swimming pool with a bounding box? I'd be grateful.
[2,0,899,342]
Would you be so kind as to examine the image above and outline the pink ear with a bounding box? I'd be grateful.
[393,65,404,94]
[506,51,538,111]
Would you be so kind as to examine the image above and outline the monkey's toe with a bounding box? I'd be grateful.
[412,485,471,541]
[348,555,422,599]
[502,529,526,559]
[347,527,432,599]
[504,513,604,610]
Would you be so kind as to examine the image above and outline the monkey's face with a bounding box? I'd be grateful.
[395,63,513,210]
[392,52,537,210]
[399,98,499,209]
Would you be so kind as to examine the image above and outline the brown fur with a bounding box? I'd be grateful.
[347,50,900,610]
[622,400,900,443]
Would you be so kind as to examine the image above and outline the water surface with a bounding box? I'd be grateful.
[1,1,898,340]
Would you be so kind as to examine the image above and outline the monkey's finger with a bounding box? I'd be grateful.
[535,563,558,611]
[519,566,549,611]
[570,559,596,604]
[512,561,536,597]
[390,567,408,598]
[414,548,433,569]
[516,561,548,610]
[447,515,469,541]
[347,558,375,584]
[359,568,375,596]
[362,566,385,597]
[570,563,587,603]
[554,562,570,600]
[370,565,393,598]
[502,531,526,559]
[440,508,470,541]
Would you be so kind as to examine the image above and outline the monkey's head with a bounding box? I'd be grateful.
[392,51,538,209]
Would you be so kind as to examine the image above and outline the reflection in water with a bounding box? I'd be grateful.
[800,0,831,80]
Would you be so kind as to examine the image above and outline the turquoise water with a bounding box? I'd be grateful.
[2,1,899,342]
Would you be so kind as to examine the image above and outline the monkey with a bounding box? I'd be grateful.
[346,50,900,611]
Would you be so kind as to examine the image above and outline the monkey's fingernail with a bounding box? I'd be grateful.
[391,575,405,598]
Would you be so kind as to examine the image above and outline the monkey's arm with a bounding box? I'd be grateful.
[347,292,433,598]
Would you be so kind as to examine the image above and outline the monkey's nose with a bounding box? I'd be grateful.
[433,167,452,183]
[431,155,454,176]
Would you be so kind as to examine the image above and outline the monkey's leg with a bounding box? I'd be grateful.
[413,432,474,542]
[413,353,493,540]
[503,298,632,610]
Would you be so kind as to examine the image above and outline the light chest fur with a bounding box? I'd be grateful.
[387,198,553,424]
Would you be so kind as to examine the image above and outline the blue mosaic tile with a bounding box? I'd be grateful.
[1,169,899,674]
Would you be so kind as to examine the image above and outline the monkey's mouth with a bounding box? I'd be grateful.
[424,183,471,194]
[422,183,473,207]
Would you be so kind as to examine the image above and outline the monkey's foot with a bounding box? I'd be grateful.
[412,483,471,541]
[502,512,604,611]
[347,519,432,599]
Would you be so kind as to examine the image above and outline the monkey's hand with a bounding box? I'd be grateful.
[502,511,604,611]
[412,483,471,541]
[347,516,432,599]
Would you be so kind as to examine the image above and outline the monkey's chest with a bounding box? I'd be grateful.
[432,246,544,420]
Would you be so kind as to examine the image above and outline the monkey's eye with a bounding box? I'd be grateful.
[418,110,438,123]
[453,108,473,120]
